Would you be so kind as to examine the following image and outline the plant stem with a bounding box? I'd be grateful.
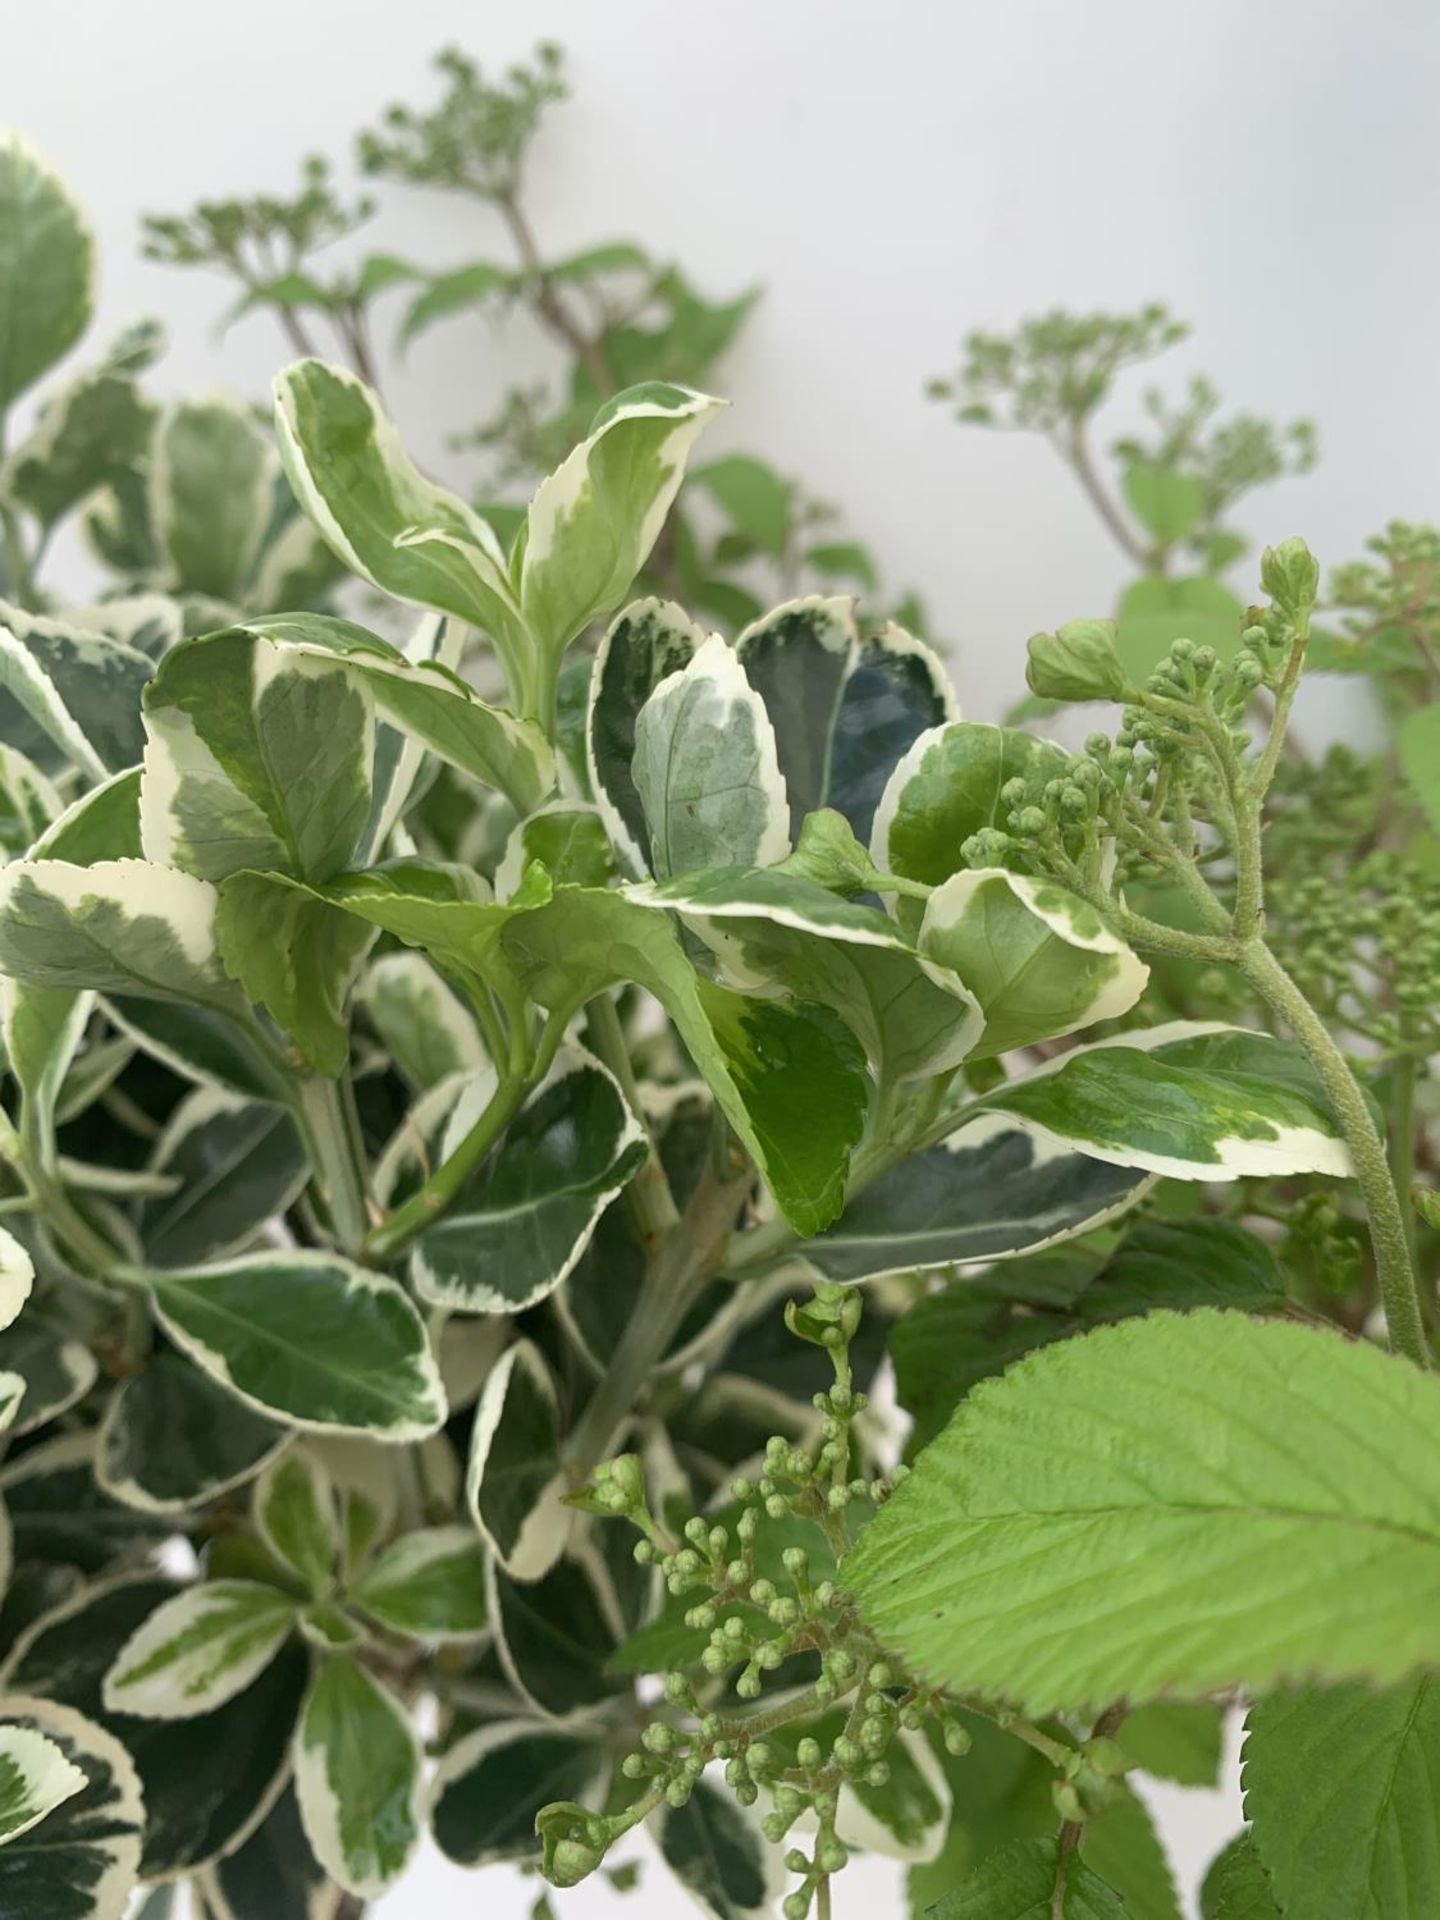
[563,1163,747,1476]
[1061,421,1149,568]
[1236,938,1429,1368]
[296,1077,370,1257]
[583,991,679,1242]
[364,1072,528,1263]
[1390,1039,1420,1267]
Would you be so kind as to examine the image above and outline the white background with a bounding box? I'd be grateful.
[11,0,1436,1912]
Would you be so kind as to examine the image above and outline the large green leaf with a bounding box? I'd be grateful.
[984,1023,1355,1180]
[0,136,93,411]
[919,870,1148,1058]
[847,1310,1440,1715]
[1242,1676,1440,1918]
[273,360,521,644]
[791,1116,1149,1286]
[628,865,982,1093]
[1199,1835,1282,1920]
[0,1698,141,1920]
[149,396,275,600]
[413,1048,646,1312]
[587,596,705,873]
[144,1252,446,1440]
[501,887,869,1235]
[430,1719,607,1868]
[1399,703,1440,833]
[518,381,723,658]
[101,1580,298,1721]
[293,1657,421,1898]
[632,634,790,876]
[929,1836,1128,1918]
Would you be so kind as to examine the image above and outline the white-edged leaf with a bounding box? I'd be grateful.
[149,394,275,600]
[136,1087,306,1268]
[430,1718,606,1868]
[0,134,93,410]
[360,952,485,1090]
[0,602,151,780]
[101,1580,298,1721]
[0,1229,32,1336]
[847,1309,1440,1715]
[734,595,857,831]
[827,621,959,843]
[253,1451,339,1598]
[519,382,723,658]
[145,1252,447,1441]
[95,1353,285,1515]
[658,1777,779,1918]
[293,1658,421,1898]
[413,1045,647,1313]
[0,1722,88,1844]
[466,1340,570,1582]
[632,634,790,877]
[0,1696,142,1920]
[350,1526,488,1641]
[587,597,705,874]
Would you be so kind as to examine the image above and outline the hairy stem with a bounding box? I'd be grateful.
[1237,938,1429,1368]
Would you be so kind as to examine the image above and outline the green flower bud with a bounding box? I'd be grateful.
[1027,620,1130,703]
[1260,536,1320,623]
[537,1804,608,1888]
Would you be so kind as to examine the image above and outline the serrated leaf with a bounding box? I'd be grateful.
[413,1047,647,1313]
[1199,1834,1281,1920]
[1243,1676,1440,1917]
[145,1252,447,1440]
[350,1526,488,1641]
[632,634,790,876]
[849,1310,1440,1714]
[293,1658,421,1898]
[1081,1783,1181,1920]
[0,135,93,411]
[929,1835,1128,1918]
[0,1697,141,1920]
[101,1581,298,1720]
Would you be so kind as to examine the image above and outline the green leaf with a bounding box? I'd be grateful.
[1200,1835,1282,1920]
[735,596,857,828]
[984,1024,1355,1180]
[847,1309,1440,1716]
[293,1658,421,1897]
[145,1251,447,1440]
[0,1698,141,1920]
[519,382,724,659]
[1081,1784,1181,1920]
[0,136,93,411]
[5,1573,305,1881]
[1115,576,1244,680]
[872,722,1067,909]
[466,1340,569,1582]
[135,1089,306,1267]
[690,455,793,556]
[361,951,485,1090]
[628,865,982,1094]
[3,361,154,534]
[95,1353,285,1514]
[140,624,374,885]
[0,1438,171,1576]
[397,260,514,347]
[1399,703,1440,832]
[254,1452,339,1598]
[214,870,376,1074]
[929,1836,1128,1918]
[496,800,615,897]
[414,1048,646,1313]
[101,1580,298,1720]
[150,396,274,600]
[1243,1675,1440,1918]
[350,1525,488,1641]
[632,634,790,876]
[0,858,246,1013]
[587,596,705,873]
[829,622,958,844]
[272,359,522,642]
[0,1310,98,1438]
[488,1555,627,1719]
[659,1779,774,1918]
[1117,1704,1223,1788]
[805,539,878,588]
[918,871,1148,1058]
[906,1714,1057,1914]
[795,1117,1149,1287]
[501,888,868,1235]
[0,602,152,781]
[197,1784,330,1920]
[1121,461,1206,545]
[0,1231,32,1339]
[431,1719,606,1868]
[0,1723,87,1845]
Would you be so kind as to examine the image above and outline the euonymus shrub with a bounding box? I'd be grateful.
[0,133,1437,1920]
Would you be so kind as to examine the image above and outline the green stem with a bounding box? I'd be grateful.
[296,1078,370,1257]
[1391,1040,1420,1268]
[583,991,679,1242]
[1236,938,1429,1368]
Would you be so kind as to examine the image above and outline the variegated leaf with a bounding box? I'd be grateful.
[587,597,705,874]
[466,1340,570,1583]
[0,1696,142,1920]
[350,1526,489,1641]
[101,1581,298,1721]
[293,1658,421,1898]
